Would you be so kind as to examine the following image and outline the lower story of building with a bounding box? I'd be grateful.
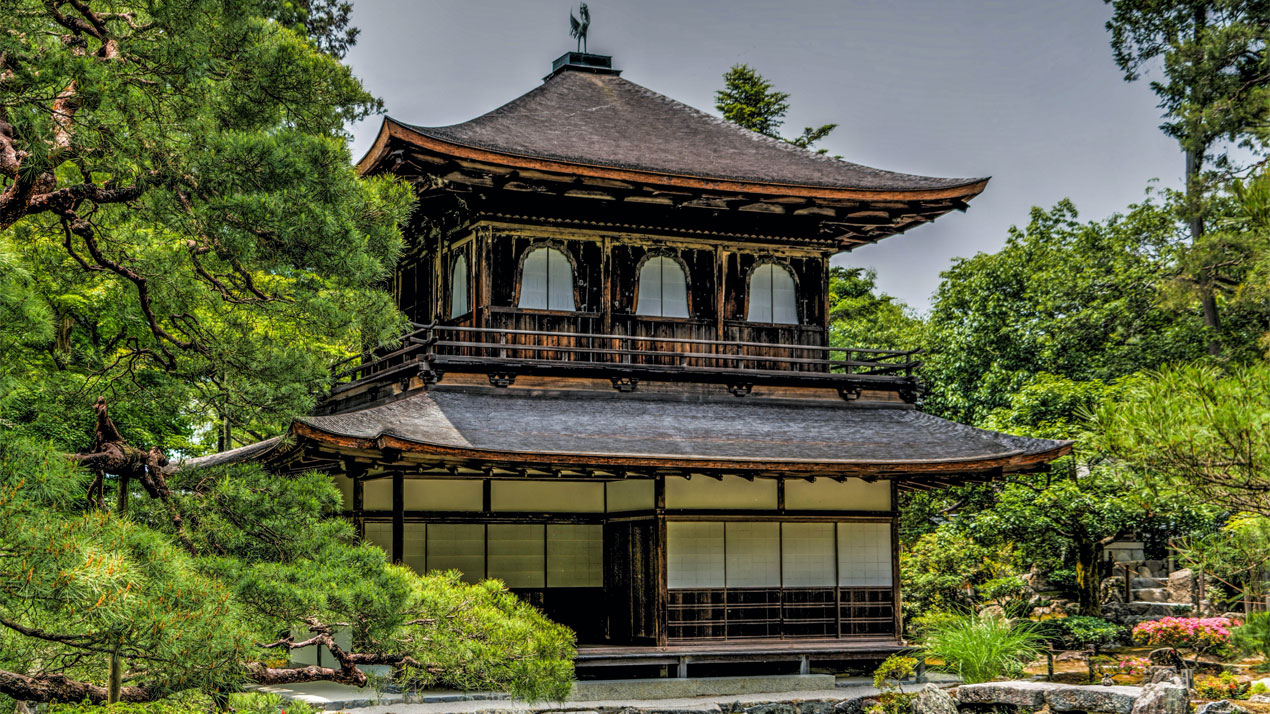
[342,474,901,649]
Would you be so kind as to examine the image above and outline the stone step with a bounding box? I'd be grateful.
[957,681,1145,714]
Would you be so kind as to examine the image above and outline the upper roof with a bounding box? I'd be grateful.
[170,387,1070,480]
[359,58,988,203]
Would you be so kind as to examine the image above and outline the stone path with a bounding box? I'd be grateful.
[259,673,962,713]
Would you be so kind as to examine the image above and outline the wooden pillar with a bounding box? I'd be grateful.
[714,247,726,341]
[392,473,404,565]
[890,480,902,639]
[601,236,613,335]
[654,476,668,647]
[353,477,365,540]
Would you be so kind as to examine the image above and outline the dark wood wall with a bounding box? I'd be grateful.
[395,220,834,353]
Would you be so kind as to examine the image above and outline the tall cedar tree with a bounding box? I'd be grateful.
[715,64,838,154]
[1106,0,1270,354]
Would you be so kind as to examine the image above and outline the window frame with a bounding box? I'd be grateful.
[745,260,799,325]
[448,252,470,319]
[634,252,692,319]
[515,243,578,312]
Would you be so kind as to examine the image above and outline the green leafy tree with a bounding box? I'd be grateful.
[1095,361,1270,517]
[0,433,575,704]
[0,0,414,452]
[715,64,839,154]
[1106,0,1270,353]
[900,524,1019,621]
[827,267,924,352]
[923,198,1201,425]
[971,373,1218,615]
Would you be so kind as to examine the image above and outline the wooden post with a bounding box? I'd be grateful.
[352,477,364,540]
[392,473,404,564]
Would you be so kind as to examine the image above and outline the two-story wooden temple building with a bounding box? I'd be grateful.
[187,51,1071,676]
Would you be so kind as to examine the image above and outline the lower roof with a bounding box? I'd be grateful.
[172,387,1070,478]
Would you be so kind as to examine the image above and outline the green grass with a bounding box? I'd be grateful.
[921,612,1045,684]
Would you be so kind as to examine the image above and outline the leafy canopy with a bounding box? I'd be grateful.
[0,0,414,452]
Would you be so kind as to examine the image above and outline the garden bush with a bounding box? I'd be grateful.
[1040,615,1124,651]
[1131,617,1239,656]
[868,654,918,714]
[1231,611,1270,667]
[41,693,318,714]
[921,612,1045,684]
[1192,671,1244,700]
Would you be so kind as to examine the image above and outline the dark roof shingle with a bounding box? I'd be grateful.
[295,389,1066,467]
[399,68,984,193]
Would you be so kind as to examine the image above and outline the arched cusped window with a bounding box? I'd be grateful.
[635,256,689,318]
[747,263,797,324]
[449,254,469,318]
[518,247,576,311]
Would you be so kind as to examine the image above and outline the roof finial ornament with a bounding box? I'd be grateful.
[569,3,590,53]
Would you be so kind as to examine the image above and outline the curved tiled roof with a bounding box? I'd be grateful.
[293,389,1068,471]
[170,388,1069,476]
[391,68,985,194]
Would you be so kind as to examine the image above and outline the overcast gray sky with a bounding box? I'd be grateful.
[343,1,1181,311]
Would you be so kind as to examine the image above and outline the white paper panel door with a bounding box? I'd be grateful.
[781,522,836,586]
[838,522,892,586]
[724,522,780,587]
[667,521,724,588]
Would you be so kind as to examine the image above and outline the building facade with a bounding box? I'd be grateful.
[192,52,1070,674]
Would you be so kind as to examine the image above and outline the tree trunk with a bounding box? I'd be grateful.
[116,474,129,514]
[107,650,123,704]
[1186,134,1220,355]
[1074,537,1103,616]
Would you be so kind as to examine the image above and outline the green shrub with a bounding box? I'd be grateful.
[43,693,319,714]
[1039,616,1124,651]
[1192,671,1244,700]
[867,654,918,714]
[1232,611,1270,666]
[921,612,1045,684]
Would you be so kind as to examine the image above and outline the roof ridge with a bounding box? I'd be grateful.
[389,66,988,194]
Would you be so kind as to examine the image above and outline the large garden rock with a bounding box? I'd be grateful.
[1047,684,1141,714]
[1147,666,1181,684]
[1195,701,1249,714]
[1136,588,1169,603]
[834,697,871,714]
[910,684,957,714]
[1167,570,1194,604]
[1129,681,1188,714]
[1102,576,1127,604]
[956,681,1053,708]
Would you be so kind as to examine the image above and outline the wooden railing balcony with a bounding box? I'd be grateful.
[329,322,922,400]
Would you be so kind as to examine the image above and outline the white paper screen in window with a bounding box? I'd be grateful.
[547,524,602,587]
[724,522,780,587]
[781,522,836,586]
[450,254,469,318]
[487,524,545,588]
[747,264,797,324]
[837,522,892,586]
[427,523,485,583]
[667,521,724,588]
[636,256,689,318]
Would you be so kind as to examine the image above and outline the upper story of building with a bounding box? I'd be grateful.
[332,52,988,413]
